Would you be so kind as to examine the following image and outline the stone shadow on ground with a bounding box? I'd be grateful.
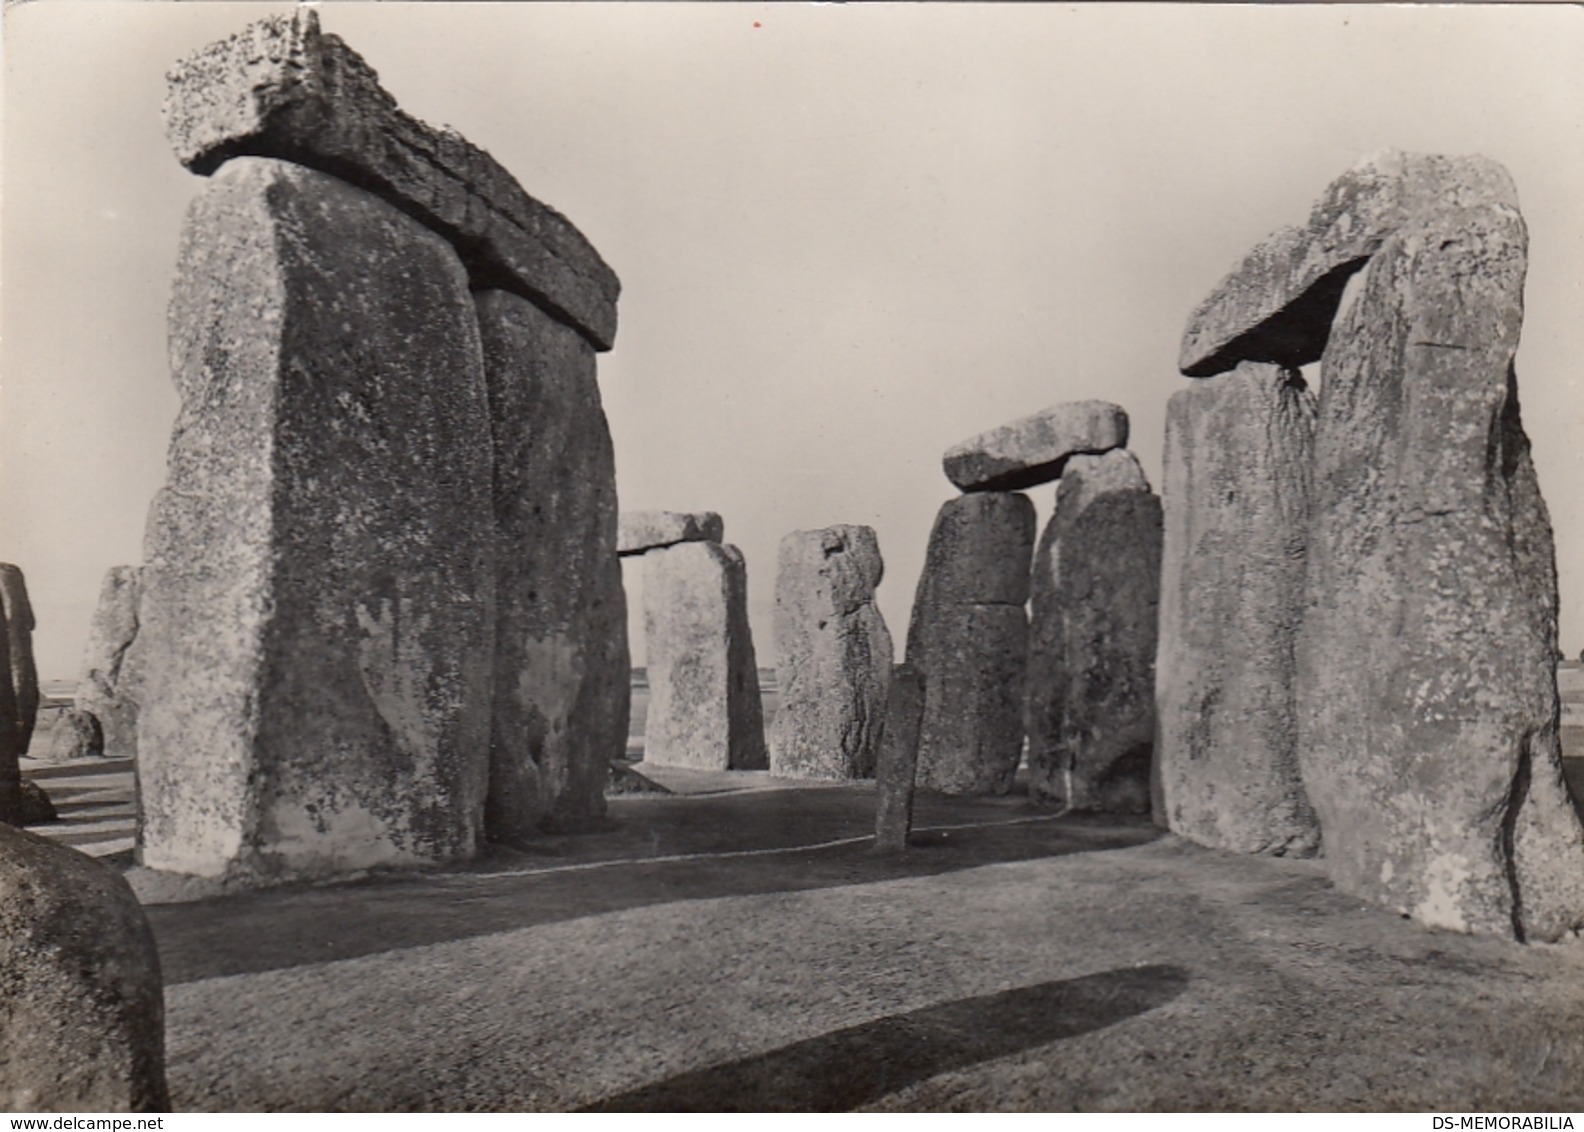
[146,790,1161,985]
[581,964,1189,1112]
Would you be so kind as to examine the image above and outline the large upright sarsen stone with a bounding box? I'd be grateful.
[770,525,892,780]
[1025,451,1161,813]
[476,289,628,840]
[643,542,767,771]
[0,564,39,759]
[75,566,141,761]
[136,157,494,884]
[1297,191,1584,941]
[1154,364,1320,855]
[907,493,1034,795]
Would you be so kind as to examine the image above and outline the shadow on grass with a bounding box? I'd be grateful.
[581,964,1189,1112]
[147,795,1161,986]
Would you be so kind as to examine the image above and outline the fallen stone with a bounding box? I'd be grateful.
[163,11,619,351]
[1025,451,1161,813]
[617,511,725,557]
[1,563,39,758]
[1154,363,1320,855]
[642,541,767,771]
[907,493,1035,795]
[476,289,628,841]
[74,566,140,761]
[769,525,893,780]
[19,779,56,825]
[875,662,925,853]
[0,824,169,1111]
[1180,151,1520,377]
[135,157,494,885]
[1296,192,1584,942]
[44,708,105,764]
[943,401,1129,493]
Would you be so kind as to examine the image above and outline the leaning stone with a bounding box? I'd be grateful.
[163,11,619,351]
[44,708,105,764]
[19,779,56,825]
[1180,151,1519,377]
[907,493,1035,795]
[0,563,39,758]
[135,157,494,885]
[875,663,925,853]
[769,526,892,780]
[1025,451,1161,813]
[617,511,725,557]
[943,401,1129,493]
[0,825,169,1111]
[1297,194,1584,942]
[1154,363,1320,855]
[74,566,140,760]
[477,289,628,841]
[642,541,767,771]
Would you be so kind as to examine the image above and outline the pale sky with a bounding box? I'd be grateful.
[4,2,1582,679]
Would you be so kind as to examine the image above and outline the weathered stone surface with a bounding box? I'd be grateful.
[74,566,140,760]
[1181,151,1519,377]
[875,662,925,853]
[18,780,56,825]
[769,526,892,780]
[477,289,628,841]
[1154,364,1320,854]
[1296,194,1584,941]
[163,11,619,351]
[943,401,1129,493]
[135,157,494,885]
[0,824,169,1111]
[1,564,39,758]
[44,709,105,764]
[1025,451,1161,813]
[617,511,724,557]
[642,542,767,771]
[907,493,1035,795]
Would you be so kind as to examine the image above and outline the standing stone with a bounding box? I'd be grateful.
[617,512,724,556]
[908,493,1035,795]
[875,663,926,853]
[943,401,1129,492]
[476,289,628,841]
[770,526,892,780]
[1026,451,1161,813]
[136,157,494,884]
[1,564,39,758]
[1297,192,1584,941]
[643,542,767,771]
[0,824,169,1111]
[0,612,21,825]
[1153,363,1320,855]
[74,566,141,761]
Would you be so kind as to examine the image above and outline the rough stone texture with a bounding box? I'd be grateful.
[1153,364,1320,855]
[874,662,925,852]
[135,157,494,885]
[1025,451,1161,813]
[44,709,105,764]
[0,824,169,1111]
[1296,193,1584,942]
[0,612,21,825]
[1,564,39,758]
[162,11,619,351]
[642,542,767,771]
[74,566,141,761]
[617,511,724,557]
[18,781,56,826]
[907,493,1035,795]
[1180,151,1520,377]
[476,289,628,842]
[943,401,1129,493]
[769,526,893,780]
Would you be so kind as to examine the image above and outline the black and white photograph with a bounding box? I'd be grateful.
[2,0,1582,1113]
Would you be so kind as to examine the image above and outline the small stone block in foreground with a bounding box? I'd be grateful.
[875,662,925,852]
[943,401,1129,493]
[769,525,893,780]
[617,511,725,557]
